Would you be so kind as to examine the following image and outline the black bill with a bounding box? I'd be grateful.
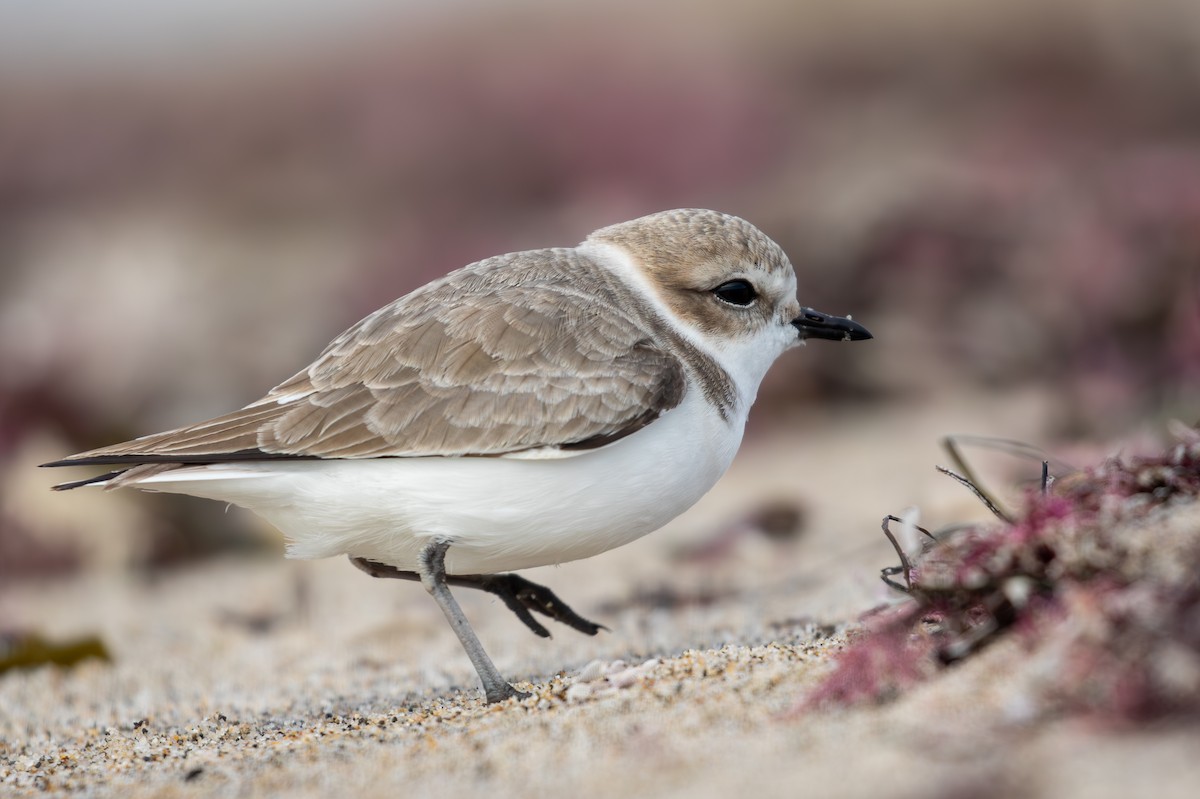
[791,308,873,342]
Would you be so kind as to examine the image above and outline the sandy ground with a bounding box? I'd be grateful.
[2,392,1198,798]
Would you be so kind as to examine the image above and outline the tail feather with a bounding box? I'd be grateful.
[50,462,184,491]
[51,470,127,491]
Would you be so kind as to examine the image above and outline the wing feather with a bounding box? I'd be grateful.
[48,249,687,467]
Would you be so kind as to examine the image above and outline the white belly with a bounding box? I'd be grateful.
[133,390,744,574]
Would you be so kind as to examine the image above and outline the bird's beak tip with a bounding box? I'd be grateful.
[791,308,873,342]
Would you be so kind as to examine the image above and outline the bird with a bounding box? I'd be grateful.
[43,208,872,703]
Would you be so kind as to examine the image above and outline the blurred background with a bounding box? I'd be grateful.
[2,0,1199,579]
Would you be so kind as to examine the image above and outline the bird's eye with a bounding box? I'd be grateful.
[712,280,757,306]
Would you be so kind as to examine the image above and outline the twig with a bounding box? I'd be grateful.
[935,466,1014,523]
[879,514,935,593]
[940,435,1074,517]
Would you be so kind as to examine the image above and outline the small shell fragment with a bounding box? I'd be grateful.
[576,660,606,683]
[565,683,594,703]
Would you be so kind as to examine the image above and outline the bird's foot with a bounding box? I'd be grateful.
[474,573,607,639]
[349,556,606,639]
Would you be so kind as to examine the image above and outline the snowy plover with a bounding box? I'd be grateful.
[45,209,871,703]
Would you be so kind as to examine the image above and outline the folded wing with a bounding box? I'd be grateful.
[47,249,686,468]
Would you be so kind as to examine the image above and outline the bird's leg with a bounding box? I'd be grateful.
[349,557,606,639]
[416,540,527,704]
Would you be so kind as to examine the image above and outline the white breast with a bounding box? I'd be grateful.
[133,387,746,574]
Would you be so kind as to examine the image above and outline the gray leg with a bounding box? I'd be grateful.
[417,539,528,704]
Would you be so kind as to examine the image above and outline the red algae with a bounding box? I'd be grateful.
[804,425,1200,718]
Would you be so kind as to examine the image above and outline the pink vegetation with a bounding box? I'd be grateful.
[805,426,1200,720]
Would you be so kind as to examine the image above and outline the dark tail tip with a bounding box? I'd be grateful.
[50,471,124,491]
